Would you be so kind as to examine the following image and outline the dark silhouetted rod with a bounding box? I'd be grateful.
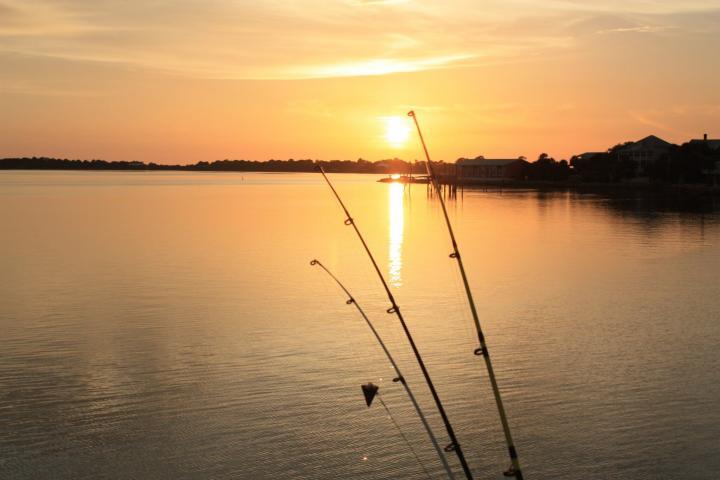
[408,110,524,479]
[310,258,455,480]
[316,165,474,480]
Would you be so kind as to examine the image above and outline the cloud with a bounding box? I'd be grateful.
[349,0,410,5]
[530,0,720,15]
[292,54,475,78]
[595,24,678,35]
[0,82,99,97]
[0,3,17,18]
[0,0,718,79]
[629,111,696,138]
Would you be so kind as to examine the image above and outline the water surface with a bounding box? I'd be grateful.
[1,171,719,479]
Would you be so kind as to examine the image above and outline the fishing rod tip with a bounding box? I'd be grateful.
[310,259,319,266]
[407,110,415,117]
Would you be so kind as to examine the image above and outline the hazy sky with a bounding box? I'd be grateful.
[1,0,719,163]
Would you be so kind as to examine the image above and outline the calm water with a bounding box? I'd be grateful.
[1,171,719,479]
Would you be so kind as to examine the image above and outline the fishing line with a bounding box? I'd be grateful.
[377,394,434,480]
[383,199,487,479]
[423,197,488,455]
[408,110,525,479]
[310,259,456,479]
[316,165,475,480]
[324,272,409,471]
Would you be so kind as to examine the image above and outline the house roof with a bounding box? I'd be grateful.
[575,152,603,160]
[456,157,526,166]
[689,139,720,150]
[619,135,674,152]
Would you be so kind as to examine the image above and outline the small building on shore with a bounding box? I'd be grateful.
[615,135,674,176]
[574,152,604,162]
[455,156,529,181]
[689,133,720,151]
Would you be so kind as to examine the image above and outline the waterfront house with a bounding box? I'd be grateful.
[689,133,720,151]
[574,152,604,162]
[615,135,674,176]
[456,156,529,181]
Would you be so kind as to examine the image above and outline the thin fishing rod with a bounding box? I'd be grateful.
[310,259,455,480]
[316,165,474,480]
[407,110,524,479]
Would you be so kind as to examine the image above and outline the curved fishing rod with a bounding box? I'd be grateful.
[316,165,475,480]
[310,259,456,480]
[407,110,524,479]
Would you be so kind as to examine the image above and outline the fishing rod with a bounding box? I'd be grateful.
[316,165,475,480]
[407,110,524,479]
[310,259,456,480]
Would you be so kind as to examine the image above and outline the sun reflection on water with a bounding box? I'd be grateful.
[388,183,404,287]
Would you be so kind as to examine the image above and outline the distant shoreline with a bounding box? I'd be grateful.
[446,179,720,195]
[3,167,719,197]
[2,156,719,195]
[0,157,418,175]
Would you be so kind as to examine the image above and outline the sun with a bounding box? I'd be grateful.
[383,116,411,147]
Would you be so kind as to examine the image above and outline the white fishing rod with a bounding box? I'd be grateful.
[310,259,456,480]
[408,110,525,479]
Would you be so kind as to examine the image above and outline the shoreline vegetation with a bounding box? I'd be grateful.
[2,136,719,194]
[0,157,410,174]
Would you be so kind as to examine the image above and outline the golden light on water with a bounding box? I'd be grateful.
[383,116,411,148]
[388,183,404,287]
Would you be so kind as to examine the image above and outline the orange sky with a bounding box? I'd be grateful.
[1,1,719,163]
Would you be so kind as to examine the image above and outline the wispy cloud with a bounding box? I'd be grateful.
[630,111,697,138]
[349,0,410,5]
[0,81,100,97]
[293,54,475,78]
[595,25,677,35]
[0,0,718,79]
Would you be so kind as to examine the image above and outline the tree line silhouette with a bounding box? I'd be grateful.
[0,157,423,174]
[568,141,719,184]
[2,140,718,186]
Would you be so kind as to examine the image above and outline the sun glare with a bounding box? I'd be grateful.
[384,116,411,148]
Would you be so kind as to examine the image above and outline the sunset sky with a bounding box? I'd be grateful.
[1,0,719,164]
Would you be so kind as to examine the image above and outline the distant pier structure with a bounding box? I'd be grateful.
[433,156,530,189]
